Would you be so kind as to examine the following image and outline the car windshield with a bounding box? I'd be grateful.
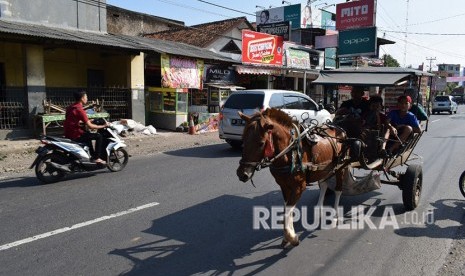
[435,96,450,101]
[224,93,265,109]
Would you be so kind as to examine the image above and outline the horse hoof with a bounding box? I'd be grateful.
[281,239,289,248]
[290,237,300,246]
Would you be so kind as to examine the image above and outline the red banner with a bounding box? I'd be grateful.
[241,30,283,65]
[336,0,376,31]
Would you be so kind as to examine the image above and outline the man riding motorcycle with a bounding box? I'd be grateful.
[64,90,109,164]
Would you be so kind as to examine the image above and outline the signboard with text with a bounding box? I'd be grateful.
[161,54,203,89]
[257,21,291,41]
[256,4,301,29]
[241,30,284,65]
[338,27,377,57]
[336,0,376,31]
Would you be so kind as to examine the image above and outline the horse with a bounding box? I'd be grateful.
[236,108,348,247]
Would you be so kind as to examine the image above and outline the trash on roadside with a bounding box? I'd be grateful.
[112,119,158,136]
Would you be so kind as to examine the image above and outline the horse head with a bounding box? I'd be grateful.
[236,109,281,181]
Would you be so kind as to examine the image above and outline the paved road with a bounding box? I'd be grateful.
[1,109,465,275]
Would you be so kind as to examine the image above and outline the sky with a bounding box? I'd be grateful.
[106,0,465,71]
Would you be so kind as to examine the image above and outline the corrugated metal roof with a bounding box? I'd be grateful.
[0,19,237,63]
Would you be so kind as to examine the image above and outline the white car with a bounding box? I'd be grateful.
[432,95,458,115]
[218,89,332,148]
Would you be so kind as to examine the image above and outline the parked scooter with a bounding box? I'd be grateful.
[30,119,128,184]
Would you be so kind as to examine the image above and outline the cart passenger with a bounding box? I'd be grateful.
[404,88,428,121]
[362,95,395,157]
[386,95,421,154]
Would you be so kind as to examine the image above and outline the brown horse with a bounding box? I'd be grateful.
[236,108,347,247]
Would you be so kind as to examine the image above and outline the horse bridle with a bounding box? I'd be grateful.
[239,122,312,172]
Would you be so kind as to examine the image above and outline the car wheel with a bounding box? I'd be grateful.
[449,110,452,114]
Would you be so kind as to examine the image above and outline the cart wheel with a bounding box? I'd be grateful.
[459,171,465,198]
[401,164,422,211]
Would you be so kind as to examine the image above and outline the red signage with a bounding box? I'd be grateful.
[336,0,376,31]
[241,30,283,65]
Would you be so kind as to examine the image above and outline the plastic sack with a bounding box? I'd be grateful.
[323,168,381,196]
[147,125,157,134]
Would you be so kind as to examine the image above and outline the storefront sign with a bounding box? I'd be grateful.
[338,27,377,57]
[285,48,311,69]
[257,21,291,41]
[205,65,236,83]
[161,54,204,89]
[256,4,301,30]
[336,0,376,31]
[242,30,284,65]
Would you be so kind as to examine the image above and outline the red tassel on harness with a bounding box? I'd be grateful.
[264,130,275,158]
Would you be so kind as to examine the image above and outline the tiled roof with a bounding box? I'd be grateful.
[0,19,237,63]
[145,17,253,48]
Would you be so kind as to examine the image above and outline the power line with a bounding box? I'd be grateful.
[379,29,465,36]
[196,0,255,16]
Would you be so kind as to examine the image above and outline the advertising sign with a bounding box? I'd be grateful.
[338,27,377,57]
[241,30,284,65]
[256,4,301,29]
[336,0,376,31]
[325,48,337,69]
[300,4,318,28]
[205,65,235,84]
[321,10,336,30]
[161,54,204,89]
[257,21,291,41]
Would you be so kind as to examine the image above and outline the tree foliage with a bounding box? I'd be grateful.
[383,54,400,67]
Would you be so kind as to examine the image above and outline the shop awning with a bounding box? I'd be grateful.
[312,67,434,86]
[235,65,284,75]
[206,84,246,90]
[313,72,411,86]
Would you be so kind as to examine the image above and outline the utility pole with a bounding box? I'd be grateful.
[403,0,409,67]
[426,57,436,72]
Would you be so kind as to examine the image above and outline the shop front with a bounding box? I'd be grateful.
[146,53,203,130]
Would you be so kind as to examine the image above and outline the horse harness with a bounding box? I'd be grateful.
[240,121,348,180]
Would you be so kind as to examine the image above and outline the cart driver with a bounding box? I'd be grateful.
[334,86,370,138]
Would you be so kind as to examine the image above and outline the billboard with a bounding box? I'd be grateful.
[257,21,291,41]
[338,27,377,57]
[336,0,376,31]
[256,4,301,29]
[241,30,284,65]
[161,54,203,89]
[321,10,336,30]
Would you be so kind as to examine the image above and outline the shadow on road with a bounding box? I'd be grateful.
[109,192,311,276]
[394,199,465,239]
[164,143,242,159]
[109,187,386,276]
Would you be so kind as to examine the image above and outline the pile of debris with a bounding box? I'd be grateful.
[111,119,157,136]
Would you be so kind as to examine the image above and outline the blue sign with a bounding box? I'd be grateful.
[338,27,377,57]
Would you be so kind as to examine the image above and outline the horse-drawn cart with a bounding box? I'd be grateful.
[236,67,433,246]
[313,67,434,211]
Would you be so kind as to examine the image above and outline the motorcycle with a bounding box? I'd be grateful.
[30,119,129,184]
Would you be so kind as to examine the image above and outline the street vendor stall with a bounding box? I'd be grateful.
[146,87,188,130]
[206,84,245,113]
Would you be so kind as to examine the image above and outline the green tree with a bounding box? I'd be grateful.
[383,54,400,67]
[445,82,458,94]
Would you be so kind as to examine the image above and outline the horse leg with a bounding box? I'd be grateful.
[333,170,345,224]
[317,180,328,207]
[281,185,303,247]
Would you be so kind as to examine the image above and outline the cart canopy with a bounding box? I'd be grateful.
[312,67,434,86]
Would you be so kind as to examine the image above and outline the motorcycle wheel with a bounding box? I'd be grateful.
[107,148,129,172]
[35,152,68,184]
[459,170,465,198]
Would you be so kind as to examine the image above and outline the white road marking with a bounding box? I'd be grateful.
[0,202,159,251]
[430,119,440,123]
